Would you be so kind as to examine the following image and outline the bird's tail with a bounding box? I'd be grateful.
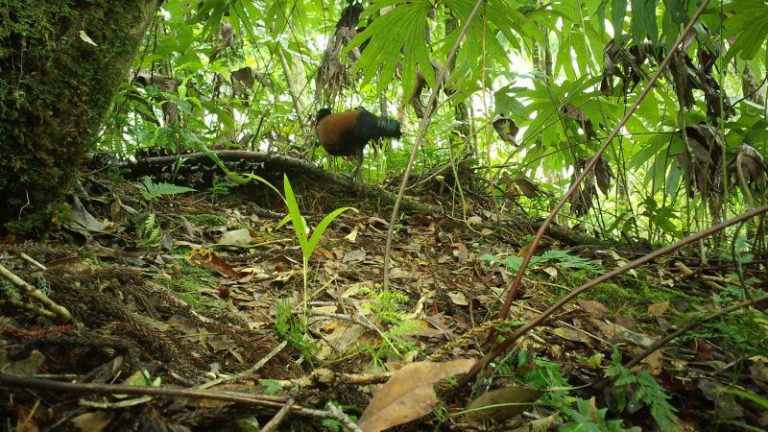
[375,116,402,139]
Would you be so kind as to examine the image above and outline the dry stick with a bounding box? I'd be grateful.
[0,373,288,407]
[382,0,486,291]
[0,373,354,423]
[0,264,71,320]
[261,397,295,432]
[326,402,365,432]
[497,0,712,319]
[4,372,371,428]
[454,204,768,388]
[594,292,768,391]
[198,340,288,390]
[19,253,46,271]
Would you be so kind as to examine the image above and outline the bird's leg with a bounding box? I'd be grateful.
[351,148,364,181]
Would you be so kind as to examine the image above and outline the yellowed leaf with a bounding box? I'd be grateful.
[553,327,591,344]
[345,226,359,242]
[648,301,670,316]
[70,412,113,432]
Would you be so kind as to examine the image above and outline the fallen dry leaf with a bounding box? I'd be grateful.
[70,412,113,432]
[343,249,366,262]
[578,300,607,318]
[345,226,359,242]
[185,248,240,279]
[358,359,475,432]
[553,327,592,344]
[648,301,670,316]
[644,349,664,375]
[448,291,468,306]
[218,228,253,247]
[465,385,544,421]
[591,318,656,348]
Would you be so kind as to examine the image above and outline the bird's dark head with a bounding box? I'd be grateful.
[316,108,332,122]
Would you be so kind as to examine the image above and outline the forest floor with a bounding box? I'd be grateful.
[0,166,766,431]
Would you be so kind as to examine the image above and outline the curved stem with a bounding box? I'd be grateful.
[383,0,486,290]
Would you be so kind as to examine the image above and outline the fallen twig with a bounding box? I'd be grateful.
[198,340,288,389]
[0,372,361,425]
[261,397,295,432]
[0,263,71,320]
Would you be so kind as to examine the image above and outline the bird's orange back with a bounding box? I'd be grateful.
[315,109,361,150]
[315,107,401,161]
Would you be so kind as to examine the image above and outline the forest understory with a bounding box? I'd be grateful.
[1,161,765,432]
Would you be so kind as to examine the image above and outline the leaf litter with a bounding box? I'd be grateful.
[0,170,765,431]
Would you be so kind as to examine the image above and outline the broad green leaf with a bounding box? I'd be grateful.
[283,175,308,253]
[612,0,628,42]
[724,0,768,61]
[347,1,432,99]
[631,0,659,43]
[307,206,357,255]
[662,0,687,25]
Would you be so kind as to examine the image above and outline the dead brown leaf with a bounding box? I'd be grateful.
[578,300,607,318]
[648,301,670,317]
[644,349,664,375]
[70,412,113,432]
[553,327,592,344]
[358,359,475,432]
[185,248,239,279]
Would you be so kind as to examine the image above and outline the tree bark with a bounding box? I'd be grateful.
[0,0,160,236]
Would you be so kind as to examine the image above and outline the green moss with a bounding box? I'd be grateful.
[154,265,227,313]
[1,0,158,236]
[588,282,642,313]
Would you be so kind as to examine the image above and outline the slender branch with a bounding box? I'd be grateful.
[0,264,71,320]
[0,373,365,425]
[261,397,295,432]
[454,203,768,389]
[198,341,288,390]
[0,373,288,408]
[383,0,486,290]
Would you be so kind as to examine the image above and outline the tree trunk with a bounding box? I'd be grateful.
[0,0,159,236]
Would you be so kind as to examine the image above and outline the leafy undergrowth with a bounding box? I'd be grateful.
[0,171,766,432]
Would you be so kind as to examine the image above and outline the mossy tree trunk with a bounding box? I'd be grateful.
[0,1,159,236]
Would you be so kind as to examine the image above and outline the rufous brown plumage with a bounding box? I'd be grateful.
[314,107,402,171]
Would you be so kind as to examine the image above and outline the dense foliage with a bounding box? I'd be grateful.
[106,0,768,252]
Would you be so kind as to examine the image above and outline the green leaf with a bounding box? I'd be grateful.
[724,0,768,61]
[495,86,527,117]
[347,1,433,99]
[631,0,659,43]
[662,0,687,25]
[283,175,308,254]
[612,0,628,42]
[140,177,196,201]
[307,206,357,256]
